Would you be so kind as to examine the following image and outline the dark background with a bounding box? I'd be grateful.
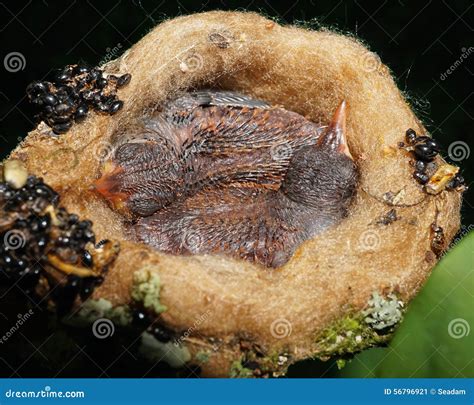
[0,0,472,378]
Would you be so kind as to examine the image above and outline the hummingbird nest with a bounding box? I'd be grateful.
[6,11,462,377]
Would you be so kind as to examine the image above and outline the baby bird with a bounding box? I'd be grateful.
[94,90,358,267]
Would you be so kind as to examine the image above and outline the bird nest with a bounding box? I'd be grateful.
[6,11,462,377]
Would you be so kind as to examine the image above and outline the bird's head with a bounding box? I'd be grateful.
[281,100,358,215]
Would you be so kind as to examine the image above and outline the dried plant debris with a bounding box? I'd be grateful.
[430,223,446,257]
[0,160,119,314]
[26,64,131,134]
[375,208,398,225]
[400,128,466,193]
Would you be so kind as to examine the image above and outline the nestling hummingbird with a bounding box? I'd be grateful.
[94,91,358,267]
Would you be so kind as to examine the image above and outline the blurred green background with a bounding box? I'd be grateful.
[0,0,472,378]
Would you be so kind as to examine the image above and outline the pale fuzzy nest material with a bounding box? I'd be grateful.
[9,11,461,376]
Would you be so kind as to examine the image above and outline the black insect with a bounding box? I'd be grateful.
[26,64,131,135]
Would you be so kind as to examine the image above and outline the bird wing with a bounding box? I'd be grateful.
[165,90,271,113]
[132,187,298,267]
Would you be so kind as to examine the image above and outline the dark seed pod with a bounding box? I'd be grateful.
[73,64,90,75]
[68,214,79,224]
[82,250,93,267]
[43,105,54,115]
[109,100,123,115]
[52,121,73,134]
[96,78,108,88]
[54,102,74,115]
[42,93,58,106]
[88,68,102,81]
[75,104,88,121]
[405,128,417,144]
[116,73,132,88]
[26,81,48,97]
[414,160,426,173]
[55,70,72,84]
[414,144,438,161]
[413,171,429,184]
[1,168,120,313]
[446,174,465,190]
[424,138,441,152]
[82,90,96,101]
[26,64,130,134]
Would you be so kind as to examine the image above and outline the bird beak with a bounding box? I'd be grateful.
[93,162,128,211]
[318,100,353,160]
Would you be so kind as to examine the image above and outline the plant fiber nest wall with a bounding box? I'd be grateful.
[9,11,462,376]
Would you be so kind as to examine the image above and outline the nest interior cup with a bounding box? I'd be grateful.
[10,11,462,376]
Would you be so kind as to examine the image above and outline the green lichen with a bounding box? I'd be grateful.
[139,331,191,368]
[63,298,132,327]
[314,292,404,360]
[229,359,254,378]
[131,266,167,314]
[363,292,403,330]
[336,358,347,369]
[314,315,385,359]
[195,350,210,364]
